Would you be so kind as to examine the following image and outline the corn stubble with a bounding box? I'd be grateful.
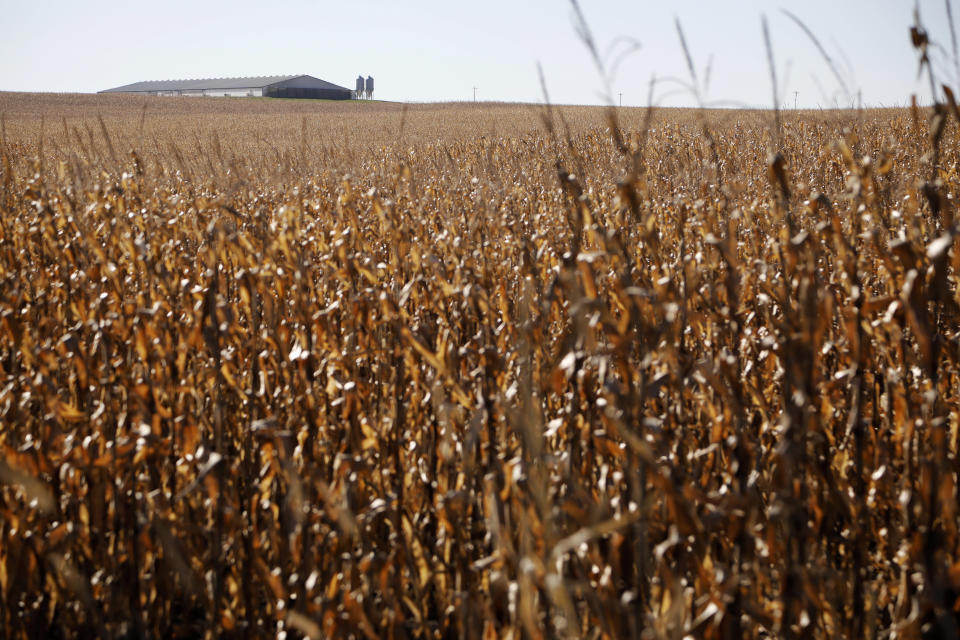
[0,83,960,639]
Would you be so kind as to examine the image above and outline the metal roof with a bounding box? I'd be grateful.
[99,75,349,93]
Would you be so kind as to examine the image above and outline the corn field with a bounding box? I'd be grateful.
[2,59,960,639]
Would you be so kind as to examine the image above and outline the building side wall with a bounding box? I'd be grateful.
[202,88,263,97]
[120,88,265,97]
[264,86,351,100]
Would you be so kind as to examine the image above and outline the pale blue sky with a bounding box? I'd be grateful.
[0,1,955,108]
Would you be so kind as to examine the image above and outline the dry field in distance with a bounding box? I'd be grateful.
[1,90,960,639]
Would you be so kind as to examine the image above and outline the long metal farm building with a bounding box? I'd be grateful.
[99,75,353,99]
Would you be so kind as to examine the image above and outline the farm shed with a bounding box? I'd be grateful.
[99,75,353,99]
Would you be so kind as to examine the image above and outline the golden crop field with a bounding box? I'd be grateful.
[1,85,959,640]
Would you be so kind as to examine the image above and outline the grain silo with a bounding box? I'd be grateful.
[365,76,374,100]
[356,75,365,99]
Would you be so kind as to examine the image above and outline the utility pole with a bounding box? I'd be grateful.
[473,86,477,102]
[619,92,623,107]
[794,90,798,110]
